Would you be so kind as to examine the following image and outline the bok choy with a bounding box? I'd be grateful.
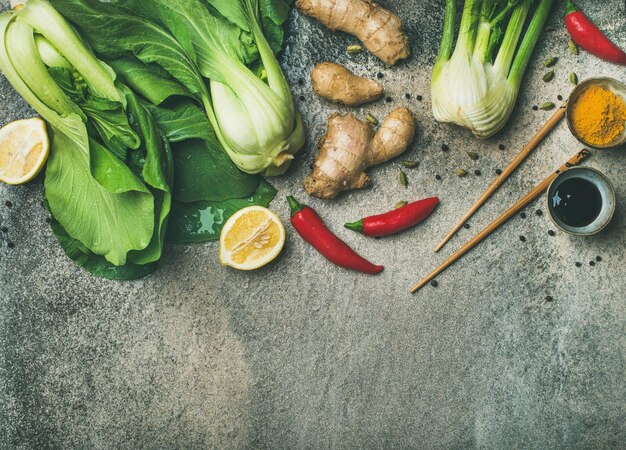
[431,0,554,138]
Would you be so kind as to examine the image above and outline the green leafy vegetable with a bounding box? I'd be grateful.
[167,180,277,243]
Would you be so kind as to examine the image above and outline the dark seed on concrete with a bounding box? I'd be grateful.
[5,201,12,207]
[416,95,423,101]
[299,95,305,101]
[590,261,595,266]
[474,169,481,176]
[548,230,556,236]
[495,168,503,175]
[430,280,438,287]
[405,93,411,99]
[596,256,602,262]
[557,94,563,101]
[536,209,543,216]
[377,72,384,79]
[435,174,442,180]
[7,241,15,248]
[463,224,470,229]
[385,96,393,103]
[520,212,527,219]
[532,105,539,111]
[545,295,554,302]
[499,144,506,150]
[575,262,582,267]
[441,144,449,152]
[520,235,527,242]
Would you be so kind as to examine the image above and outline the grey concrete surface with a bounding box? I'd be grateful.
[1,0,625,448]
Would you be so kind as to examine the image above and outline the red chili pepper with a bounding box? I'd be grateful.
[344,197,439,237]
[565,0,626,66]
[287,196,383,275]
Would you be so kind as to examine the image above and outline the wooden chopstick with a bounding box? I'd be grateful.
[411,148,591,293]
[434,101,568,253]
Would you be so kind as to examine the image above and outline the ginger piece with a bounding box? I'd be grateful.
[311,62,383,106]
[304,107,415,199]
[296,0,410,65]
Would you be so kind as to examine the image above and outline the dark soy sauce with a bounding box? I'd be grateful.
[551,177,602,227]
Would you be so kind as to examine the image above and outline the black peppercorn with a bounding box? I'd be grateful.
[575,262,582,267]
[519,235,526,242]
[441,144,449,152]
[299,95,305,101]
[589,261,595,266]
[7,241,15,248]
[463,223,470,229]
[532,105,539,111]
[498,144,505,150]
[416,95,423,101]
[557,94,563,101]
[405,93,411,99]
[5,200,12,207]
[377,72,384,79]
[596,256,602,262]
[545,295,553,302]
[430,280,438,287]
[474,169,481,176]
[535,209,543,216]
[435,174,442,180]
[495,168,502,175]
[520,212,526,219]
[385,96,393,103]
[548,230,555,236]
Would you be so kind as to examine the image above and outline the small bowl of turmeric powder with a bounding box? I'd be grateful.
[567,77,626,150]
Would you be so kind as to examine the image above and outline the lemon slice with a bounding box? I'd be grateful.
[219,206,285,270]
[0,117,49,185]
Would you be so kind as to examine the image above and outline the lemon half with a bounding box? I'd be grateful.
[0,117,49,185]
[219,206,285,270]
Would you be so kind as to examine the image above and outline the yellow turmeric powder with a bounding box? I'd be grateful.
[571,85,626,147]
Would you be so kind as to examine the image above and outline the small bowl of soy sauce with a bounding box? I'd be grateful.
[547,167,616,236]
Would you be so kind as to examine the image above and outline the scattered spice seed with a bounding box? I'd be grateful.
[548,230,556,236]
[568,39,579,55]
[519,235,526,242]
[589,260,595,266]
[385,96,393,103]
[520,212,527,219]
[544,57,558,67]
[495,168,502,175]
[441,143,449,152]
[532,105,539,111]
[535,209,543,216]
[401,160,419,168]
[435,174,442,181]
[463,223,470,229]
[540,101,555,111]
[395,201,408,209]
[7,241,15,248]
[405,93,411,99]
[474,169,481,176]
[5,201,12,207]
[456,169,468,177]
[596,256,602,262]
[575,262,582,267]
[398,170,408,188]
[377,72,384,79]
[543,71,555,82]
[545,295,554,302]
[569,72,578,86]
[557,94,563,101]
[430,280,438,287]
[365,113,379,126]
[299,95,305,101]
[416,95,423,101]
[347,44,363,54]
[467,151,479,161]
[498,144,506,150]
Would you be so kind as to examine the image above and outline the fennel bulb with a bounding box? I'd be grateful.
[431,0,555,139]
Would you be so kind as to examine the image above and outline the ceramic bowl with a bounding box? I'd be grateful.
[566,77,626,150]
[546,167,616,236]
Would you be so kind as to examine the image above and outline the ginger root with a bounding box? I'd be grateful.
[296,0,410,65]
[311,62,383,106]
[304,107,416,199]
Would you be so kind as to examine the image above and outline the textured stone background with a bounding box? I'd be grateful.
[1,0,625,448]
